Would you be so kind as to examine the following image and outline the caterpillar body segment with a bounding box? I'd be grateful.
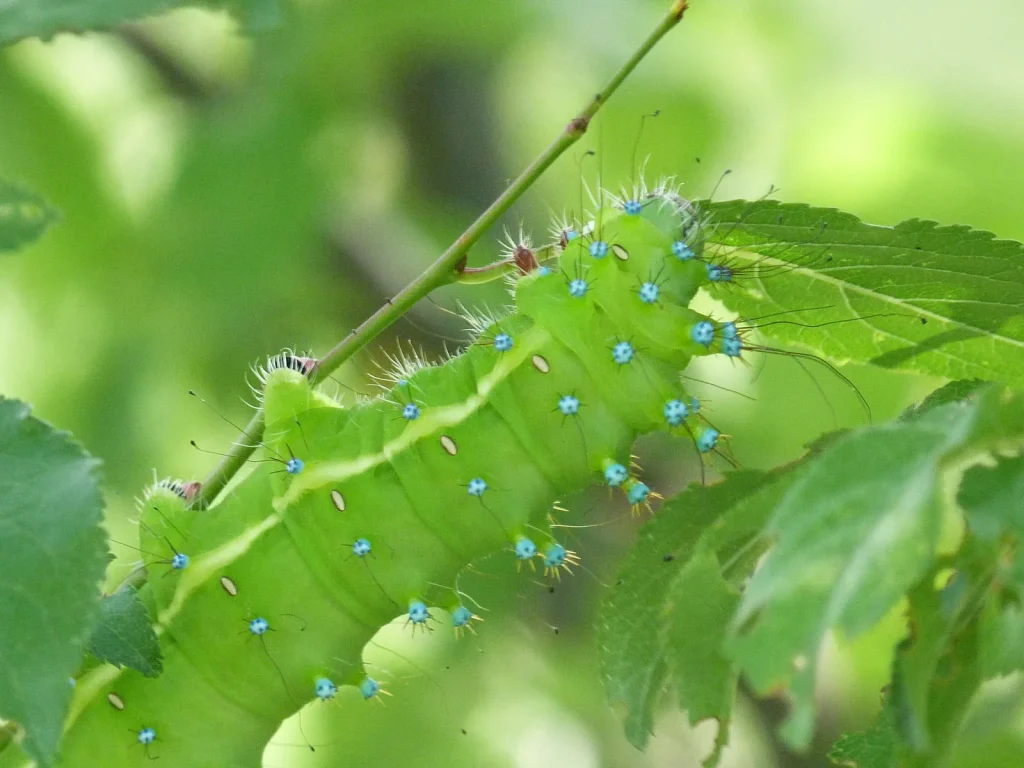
[47,195,729,766]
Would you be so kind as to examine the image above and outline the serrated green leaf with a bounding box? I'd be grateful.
[703,200,1024,387]
[662,551,739,767]
[598,468,800,750]
[598,471,772,749]
[0,179,57,254]
[829,698,899,768]
[0,398,107,765]
[728,388,1024,750]
[900,379,990,420]
[87,587,162,678]
[0,0,282,46]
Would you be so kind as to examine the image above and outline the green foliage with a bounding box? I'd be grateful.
[0,0,281,46]
[662,552,740,767]
[0,399,106,766]
[86,587,162,678]
[0,0,1018,765]
[598,470,790,756]
[0,179,56,255]
[601,382,1024,764]
[828,699,899,768]
[702,201,1024,386]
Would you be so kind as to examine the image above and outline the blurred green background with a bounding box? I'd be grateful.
[1,0,1022,765]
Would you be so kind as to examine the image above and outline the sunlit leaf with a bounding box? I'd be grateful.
[0,399,106,765]
[703,201,1024,387]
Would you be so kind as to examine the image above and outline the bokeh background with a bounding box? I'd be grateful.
[1,0,1022,765]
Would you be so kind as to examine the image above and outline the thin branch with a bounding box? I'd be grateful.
[193,0,691,508]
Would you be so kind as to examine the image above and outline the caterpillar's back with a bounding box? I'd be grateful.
[44,186,736,767]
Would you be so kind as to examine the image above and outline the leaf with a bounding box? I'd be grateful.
[598,471,772,749]
[0,0,281,46]
[598,468,799,752]
[892,592,983,768]
[900,379,990,420]
[702,201,1024,387]
[662,551,739,766]
[0,179,57,254]
[980,601,1024,678]
[87,587,162,678]
[959,455,1024,677]
[892,572,973,753]
[0,398,106,765]
[728,387,1024,750]
[959,454,1024,544]
[829,698,899,768]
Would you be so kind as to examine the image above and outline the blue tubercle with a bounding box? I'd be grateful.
[690,396,701,414]
[286,457,304,475]
[721,321,737,339]
[543,543,567,568]
[568,278,589,298]
[467,477,488,497]
[360,677,381,700]
[663,398,690,427]
[137,728,156,745]
[352,538,372,557]
[408,600,430,624]
[536,265,553,277]
[451,605,474,628]
[707,264,733,283]
[565,229,579,242]
[697,428,720,453]
[628,482,650,505]
[589,241,609,258]
[691,321,715,347]
[604,462,628,487]
[672,241,695,260]
[558,394,580,416]
[514,537,537,560]
[624,200,643,215]
[171,553,189,570]
[494,332,514,352]
[248,617,270,636]
[638,282,659,304]
[315,678,337,701]
[402,403,420,421]
[723,337,743,358]
[612,341,634,365]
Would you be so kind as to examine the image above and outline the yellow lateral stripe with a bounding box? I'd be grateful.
[273,326,551,510]
[63,325,550,733]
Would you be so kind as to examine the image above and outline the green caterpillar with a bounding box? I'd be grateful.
[28,184,748,767]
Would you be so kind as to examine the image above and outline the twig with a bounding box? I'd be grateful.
[193,0,691,509]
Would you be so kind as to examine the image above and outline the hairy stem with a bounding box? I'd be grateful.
[193,0,691,509]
